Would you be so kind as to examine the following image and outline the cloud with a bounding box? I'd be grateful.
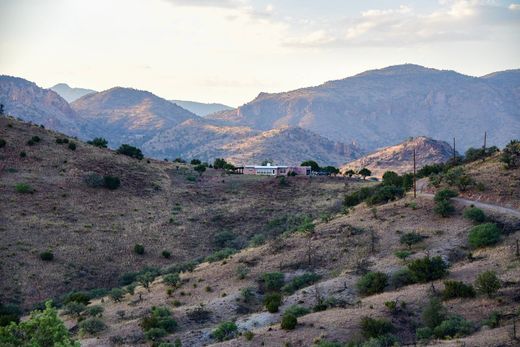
[163,0,245,8]
[509,3,520,10]
[283,1,520,48]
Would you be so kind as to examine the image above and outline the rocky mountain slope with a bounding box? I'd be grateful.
[209,64,520,151]
[50,83,96,102]
[71,87,198,147]
[0,75,80,136]
[170,100,233,117]
[341,136,455,177]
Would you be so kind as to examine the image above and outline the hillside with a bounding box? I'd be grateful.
[170,100,233,117]
[209,64,520,151]
[341,136,455,178]
[71,87,198,147]
[50,83,96,103]
[143,121,361,166]
[0,75,80,136]
[0,116,365,309]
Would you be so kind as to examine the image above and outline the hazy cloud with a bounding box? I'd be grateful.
[163,0,245,8]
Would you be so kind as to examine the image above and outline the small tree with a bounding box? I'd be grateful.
[87,138,108,148]
[500,140,520,169]
[117,144,143,160]
[137,272,154,291]
[301,160,320,172]
[109,288,125,302]
[344,169,355,178]
[468,223,501,248]
[212,321,238,342]
[356,272,388,296]
[133,244,145,255]
[190,159,201,165]
[421,297,446,329]
[213,158,228,169]
[463,207,486,224]
[358,168,372,180]
[399,232,425,249]
[194,164,206,176]
[475,271,501,298]
[281,313,297,330]
[264,293,282,313]
[407,256,448,283]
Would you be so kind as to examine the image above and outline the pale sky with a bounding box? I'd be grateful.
[1,0,519,106]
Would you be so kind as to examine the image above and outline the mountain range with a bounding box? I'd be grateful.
[1,64,519,168]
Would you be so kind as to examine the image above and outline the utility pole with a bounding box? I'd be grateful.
[413,148,417,198]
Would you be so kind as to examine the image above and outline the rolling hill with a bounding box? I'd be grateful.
[50,83,96,103]
[170,100,233,117]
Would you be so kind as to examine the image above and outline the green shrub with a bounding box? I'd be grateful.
[79,317,106,334]
[442,280,476,300]
[389,268,415,288]
[240,287,255,303]
[213,230,236,249]
[407,256,448,283]
[103,175,121,190]
[141,307,177,340]
[212,321,238,341]
[68,142,76,151]
[39,251,53,261]
[284,305,310,318]
[264,293,282,313]
[261,272,285,292]
[244,330,254,341]
[109,288,125,302]
[468,223,501,248]
[360,317,394,339]
[64,302,85,317]
[19,151,26,158]
[475,271,501,297]
[87,137,108,148]
[0,304,21,327]
[281,313,297,330]
[163,273,180,287]
[144,328,167,341]
[433,315,473,339]
[249,234,266,247]
[463,207,486,223]
[205,248,236,262]
[394,250,412,260]
[235,264,250,280]
[282,273,320,294]
[190,159,201,165]
[421,297,446,330]
[0,138,6,148]
[356,272,388,296]
[483,311,501,328]
[500,139,520,169]
[399,232,425,248]
[64,292,90,305]
[365,185,404,206]
[86,305,103,317]
[117,144,143,160]
[134,244,145,255]
[15,183,33,193]
[84,173,104,188]
[434,189,458,202]
[161,250,171,259]
[434,199,455,217]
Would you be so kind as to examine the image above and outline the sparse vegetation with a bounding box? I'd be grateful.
[434,189,458,217]
[205,248,236,262]
[284,305,310,318]
[68,142,77,151]
[87,137,108,148]
[163,273,180,287]
[103,175,120,190]
[282,273,320,294]
[109,288,125,302]
[261,272,285,292]
[141,307,177,341]
[500,139,520,169]
[399,232,425,249]
[359,317,394,339]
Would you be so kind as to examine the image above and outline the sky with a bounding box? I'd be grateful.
[0,0,519,106]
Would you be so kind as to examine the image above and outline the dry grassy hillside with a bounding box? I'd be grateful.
[0,116,367,310]
[60,162,519,346]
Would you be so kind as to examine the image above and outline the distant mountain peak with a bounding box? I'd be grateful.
[50,83,96,102]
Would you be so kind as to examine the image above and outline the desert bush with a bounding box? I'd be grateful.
[394,250,412,260]
[261,272,285,292]
[0,138,6,148]
[360,317,394,339]
[19,151,26,158]
[282,273,320,294]
[205,248,236,262]
[87,137,108,148]
[407,256,448,283]
[240,287,255,303]
[483,311,501,328]
[86,305,103,317]
[442,280,476,300]
[0,304,21,327]
[186,306,212,323]
[138,272,154,290]
[79,317,106,335]
[144,328,167,341]
[500,139,520,169]
[434,189,458,202]
[190,159,201,165]
[284,305,310,318]
[399,232,425,249]
[244,330,254,341]
[264,293,282,313]
[68,142,76,151]
[356,272,388,296]
[212,321,238,341]
[249,234,266,247]
[235,264,250,280]
[421,297,446,330]
[64,302,85,317]
[214,230,236,249]
[463,207,486,223]
[434,199,455,217]
[161,250,171,259]
[281,313,297,330]
[117,144,143,159]
[133,244,145,255]
[109,288,125,302]
[63,292,90,305]
[163,273,180,287]
[475,271,501,297]
[15,183,33,194]
[39,250,54,261]
[103,175,120,190]
[365,185,404,206]
[468,223,501,248]
[389,268,415,288]
[433,315,473,339]
[84,173,104,188]
[141,307,177,340]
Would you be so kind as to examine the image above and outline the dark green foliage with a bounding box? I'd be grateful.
[442,281,476,300]
[382,171,401,187]
[86,305,103,317]
[84,173,104,188]
[39,250,54,261]
[463,207,486,224]
[434,189,458,202]
[194,164,206,176]
[249,234,266,247]
[141,307,177,341]
[500,140,520,169]
[407,256,448,283]
[321,166,340,175]
[138,272,154,290]
[205,248,236,262]
[15,183,33,193]
[103,175,120,190]
[360,317,394,338]
[344,185,404,208]
[190,159,201,165]
[464,146,498,163]
[144,328,167,341]
[417,163,446,178]
[282,273,320,294]
[0,304,21,327]
[483,311,501,328]
[284,305,310,318]
[163,273,180,287]
[212,321,238,341]
[421,297,446,330]
[475,271,501,297]
[173,158,186,163]
[19,151,26,158]
[109,288,125,302]
[68,142,76,151]
[281,313,297,330]
[0,138,6,148]
[389,268,415,288]
[261,272,285,292]
[399,232,425,248]
[213,230,236,249]
[162,250,171,259]
[64,292,90,305]
[468,223,501,248]
[432,316,473,339]
[434,199,455,217]
[0,301,79,347]
[117,144,144,160]
[300,160,320,172]
[213,158,228,169]
[134,244,145,255]
[356,272,388,296]
[358,168,371,179]
[394,250,412,260]
[64,302,85,316]
[264,293,282,313]
[87,137,108,148]
[27,136,40,146]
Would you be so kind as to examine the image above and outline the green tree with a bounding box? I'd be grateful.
[194,164,206,176]
[212,321,237,341]
[344,169,355,177]
[190,159,201,165]
[213,158,228,169]
[358,168,372,180]
[301,160,320,172]
[87,137,108,148]
[0,301,79,346]
[475,271,501,297]
[281,313,297,330]
[356,272,388,296]
[468,223,501,248]
[382,171,402,187]
[117,144,144,160]
[421,297,446,329]
[407,256,448,283]
[500,140,520,169]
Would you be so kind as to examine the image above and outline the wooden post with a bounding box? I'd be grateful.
[413,149,417,198]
